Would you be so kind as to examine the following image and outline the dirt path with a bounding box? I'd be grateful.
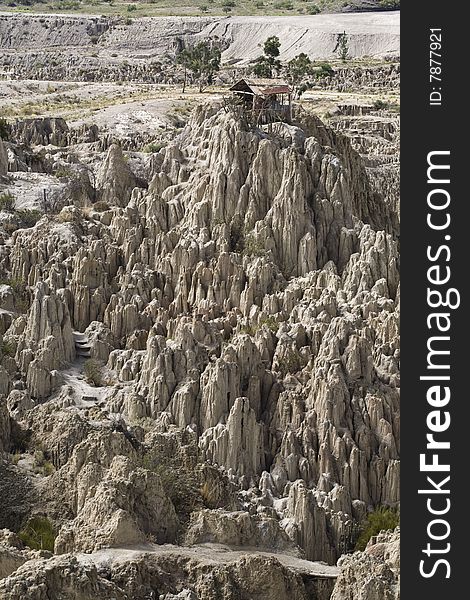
[78,542,340,578]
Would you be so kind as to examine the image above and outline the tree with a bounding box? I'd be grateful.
[286,53,313,97]
[177,41,221,93]
[263,36,281,59]
[334,31,350,62]
[253,35,282,78]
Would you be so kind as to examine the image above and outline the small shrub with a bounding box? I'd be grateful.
[240,315,278,336]
[274,0,294,9]
[0,192,15,212]
[373,99,389,110]
[355,507,400,551]
[199,4,208,12]
[0,117,9,140]
[10,451,21,465]
[127,3,137,11]
[143,141,164,153]
[33,449,55,475]
[280,347,302,376]
[92,200,110,212]
[307,3,320,14]
[16,209,42,228]
[314,61,334,78]
[83,358,103,387]
[243,234,265,257]
[19,516,56,552]
[141,449,202,525]
[0,339,16,357]
[54,166,73,179]
[0,277,30,314]
[379,0,400,8]
[229,214,244,252]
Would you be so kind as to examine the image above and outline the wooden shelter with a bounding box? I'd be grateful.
[229,78,293,124]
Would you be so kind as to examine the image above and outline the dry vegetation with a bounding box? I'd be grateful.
[0,0,399,18]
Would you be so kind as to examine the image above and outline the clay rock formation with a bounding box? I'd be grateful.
[0,547,336,600]
[331,528,400,600]
[14,281,74,399]
[0,554,127,600]
[55,456,178,553]
[185,509,298,553]
[0,99,399,597]
[96,143,138,207]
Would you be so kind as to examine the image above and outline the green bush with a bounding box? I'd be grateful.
[92,200,110,212]
[355,507,399,551]
[0,339,16,357]
[17,209,42,228]
[0,117,9,140]
[143,141,164,153]
[373,99,389,110]
[19,516,56,552]
[274,0,294,9]
[0,277,29,313]
[315,61,334,78]
[0,192,15,212]
[141,448,202,525]
[307,3,320,14]
[243,233,265,257]
[379,0,400,8]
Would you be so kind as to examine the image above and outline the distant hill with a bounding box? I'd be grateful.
[0,0,400,19]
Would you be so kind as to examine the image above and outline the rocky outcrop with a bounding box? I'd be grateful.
[0,554,127,600]
[0,546,337,600]
[331,528,400,600]
[55,456,178,553]
[14,282,74,399]
[96,144,138,207]
[8,118,70,148]
[185,509,298,553]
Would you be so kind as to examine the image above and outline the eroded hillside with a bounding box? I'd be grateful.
[0,95,399,598]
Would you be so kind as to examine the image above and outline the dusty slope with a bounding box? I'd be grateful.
[0,12,399,61]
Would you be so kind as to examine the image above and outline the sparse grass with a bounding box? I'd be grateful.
[143,141,165,153]
[0,117,10,140]
[0,338,17,357]
[10,451,22,465]
[243,233,266,257]
[18,516,56,552]
[0,192,15,212]
[240,315,279,336]
[354,506,400,551]
[140,447,202,526]
[92,200,111,212]
[54,166,74,179]
[0,0,397,17]
[33,449,55,476]
[17,209,42,228]
[278,347,302,376]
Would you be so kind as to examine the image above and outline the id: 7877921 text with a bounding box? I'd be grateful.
[429,28,442,106]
